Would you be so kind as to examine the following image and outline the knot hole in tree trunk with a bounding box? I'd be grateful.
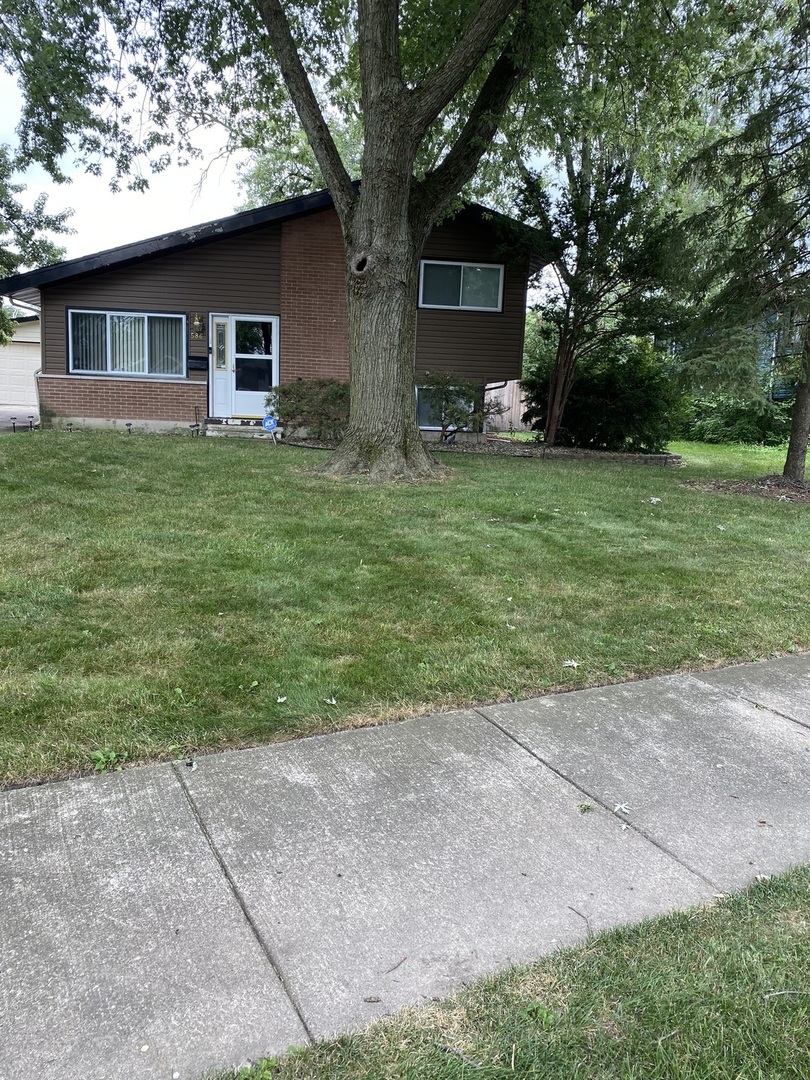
[352,253,372,278]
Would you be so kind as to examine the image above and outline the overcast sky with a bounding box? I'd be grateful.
[1,71,247,262]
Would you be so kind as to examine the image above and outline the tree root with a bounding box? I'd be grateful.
[321,436,447,483]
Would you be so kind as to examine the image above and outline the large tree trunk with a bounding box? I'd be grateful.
[783,322,810,483]
[322,183,443,482]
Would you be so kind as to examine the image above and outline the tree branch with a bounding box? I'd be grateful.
[409,0,521,130]
[253,0,356,224]
[358,0,403,106]
[414,18,529,220]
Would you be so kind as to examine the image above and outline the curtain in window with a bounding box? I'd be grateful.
[110,315,146,372]
[148,316,184,375]
[70,313,107,371]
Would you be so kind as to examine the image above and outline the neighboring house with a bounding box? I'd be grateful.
[0,189,545,432]
[0,314,41,407]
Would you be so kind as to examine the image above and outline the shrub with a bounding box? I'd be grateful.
[417,371,505,440]
[521,337,684,453]
[267,379,350,440]
[676,393,793,445]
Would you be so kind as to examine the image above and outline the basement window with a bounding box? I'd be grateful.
[419,261,504,312]
[416,385,483,431]
[69,310,186,376]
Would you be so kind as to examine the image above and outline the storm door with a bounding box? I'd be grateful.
[209,314,279,418]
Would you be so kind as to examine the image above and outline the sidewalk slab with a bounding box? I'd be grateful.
[480,673,810,891]
[182,710,712,1040]
[692,653,810,728]
[0,767,308,1080]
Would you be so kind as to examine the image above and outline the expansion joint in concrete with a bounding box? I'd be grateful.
[725,694,810,732]
[472,708,722,892]
[170,763,315,1044]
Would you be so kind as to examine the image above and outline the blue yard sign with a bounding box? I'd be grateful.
[262,415,278,432]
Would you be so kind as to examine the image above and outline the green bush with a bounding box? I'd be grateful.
[417,371,505,440]
[521,337,684,452]
[676,393,793,445]
[267,379,350,440]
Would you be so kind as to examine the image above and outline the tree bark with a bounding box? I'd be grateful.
[783,322,810,483]
[544,323,578,446]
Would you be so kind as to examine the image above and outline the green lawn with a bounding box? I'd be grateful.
[0,432,807,785]
[232,867,810,1080]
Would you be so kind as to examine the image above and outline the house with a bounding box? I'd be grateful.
[0,189,544,433]
[0,313,41,407]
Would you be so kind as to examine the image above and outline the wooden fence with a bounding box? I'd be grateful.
[485,380,531,431]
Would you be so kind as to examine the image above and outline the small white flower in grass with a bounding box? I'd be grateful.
[613,803,633,814]
[717,525,726,531]
[506,622,517,630]
[276,696,287,703]
[563,659,580,668]
[648,497,662,504]
[324,697,337,705]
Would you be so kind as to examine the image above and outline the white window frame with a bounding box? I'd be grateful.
[418,260,504,312]
[68,309,187,378]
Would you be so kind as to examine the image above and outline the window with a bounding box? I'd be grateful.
[416,385,482,431]
[69,310,186,376]
[419,261,504,311]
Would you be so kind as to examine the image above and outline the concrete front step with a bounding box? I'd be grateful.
[204,417,283,439]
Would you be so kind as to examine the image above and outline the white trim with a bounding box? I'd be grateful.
[208,312,280,419]
[418,260,504,312]
[38,373,197,386]
[68,308,187,377]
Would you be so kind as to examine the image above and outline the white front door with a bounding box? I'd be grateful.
[209,314,279,418]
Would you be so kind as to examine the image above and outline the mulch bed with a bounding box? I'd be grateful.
[285,434,682,467]
[684,474,810,503]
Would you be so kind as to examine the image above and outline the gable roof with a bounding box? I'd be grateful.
[0,188,548,306]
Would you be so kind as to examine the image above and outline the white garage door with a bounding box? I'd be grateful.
[0,339,41,406]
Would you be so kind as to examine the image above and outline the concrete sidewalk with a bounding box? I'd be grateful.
[2,655,809,1080]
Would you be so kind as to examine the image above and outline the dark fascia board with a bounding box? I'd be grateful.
[0,187,338,299]
[0,186,550,299]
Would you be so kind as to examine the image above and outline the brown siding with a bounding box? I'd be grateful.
[416,218,528,383]
[41,226,282,374]
[38,374,207,423]
[280,210,349,381]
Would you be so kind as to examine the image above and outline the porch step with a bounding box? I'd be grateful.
[204,417,283,439]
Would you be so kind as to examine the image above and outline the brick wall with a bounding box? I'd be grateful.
[280,210,350,382]
[38,374,207,423]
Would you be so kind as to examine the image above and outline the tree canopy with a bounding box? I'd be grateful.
[681,0,810,478]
